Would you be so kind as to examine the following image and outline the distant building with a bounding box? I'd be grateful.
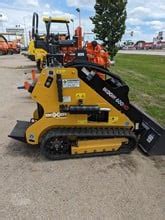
[134,41,146,50]
[153,31,165,49]
[154,41,165,49]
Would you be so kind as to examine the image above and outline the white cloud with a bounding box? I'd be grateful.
[124,28,156,42]
[66,0,165,41]
[66,0,95,9]
[0,2,75,32]
[45,4,50,9]
[0,12,8,22]
[130,6,151,15]
[14,0,39,8]
[127,18,143,26]
[128,1,165,20]
[146,21,165,31]
[51,10,74,19]
[125,0,165,41]
[25,0,39,7]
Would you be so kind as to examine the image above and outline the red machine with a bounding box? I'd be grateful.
[86,41,110,67]
[61,30,110,70]
[86,41,111,79]
[0,34,21,55]
[8,40,21,54]
[0,35,9,55]
[59,26,83,64]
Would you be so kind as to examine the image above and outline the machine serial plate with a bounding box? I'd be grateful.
[62,79,80,88]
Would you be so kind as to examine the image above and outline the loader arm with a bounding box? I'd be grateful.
[65,61,165,155]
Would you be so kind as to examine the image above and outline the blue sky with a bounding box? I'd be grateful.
[0,0,165,42]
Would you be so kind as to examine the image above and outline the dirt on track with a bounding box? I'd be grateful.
[0,54,164,220]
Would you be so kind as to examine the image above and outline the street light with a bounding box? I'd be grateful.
[76,8,81,27]
[71,19,74,35]
[23,15,31,47]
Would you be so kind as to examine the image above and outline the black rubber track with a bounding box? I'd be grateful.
[40,127,137,160]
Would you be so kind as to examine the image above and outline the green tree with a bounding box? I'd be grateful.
[91,0,127,60]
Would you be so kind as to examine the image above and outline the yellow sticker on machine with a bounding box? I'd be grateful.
[76,93,86,99]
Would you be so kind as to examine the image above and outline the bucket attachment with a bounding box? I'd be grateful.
[8,120,31,143]
[131,104,165,155]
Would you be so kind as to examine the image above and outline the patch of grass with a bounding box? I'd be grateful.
[111,54,165,126]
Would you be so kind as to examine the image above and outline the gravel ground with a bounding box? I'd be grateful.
[0,54,164,220]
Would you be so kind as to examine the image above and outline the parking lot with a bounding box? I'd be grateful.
[0,54,164,220]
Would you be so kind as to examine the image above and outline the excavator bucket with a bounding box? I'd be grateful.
[131,104,165,155]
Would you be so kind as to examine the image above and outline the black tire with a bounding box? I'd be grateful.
[40,131,71,160]
[8,50,13,55]
[29,55,35,61]
[36,60,42,72]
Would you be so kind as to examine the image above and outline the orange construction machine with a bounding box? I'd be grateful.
[86,41,111,79]
[0,35,9,55]
[0,34,21,55]
[8,40,21,54]
[86,41,110,68]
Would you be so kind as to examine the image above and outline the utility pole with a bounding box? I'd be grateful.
[71,19,74,35]
[23,16,30,47]
[76,8,81,27]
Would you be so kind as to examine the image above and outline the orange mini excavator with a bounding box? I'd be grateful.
[86,41,111,79]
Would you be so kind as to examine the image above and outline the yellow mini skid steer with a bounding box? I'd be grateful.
[9,51,165,160]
